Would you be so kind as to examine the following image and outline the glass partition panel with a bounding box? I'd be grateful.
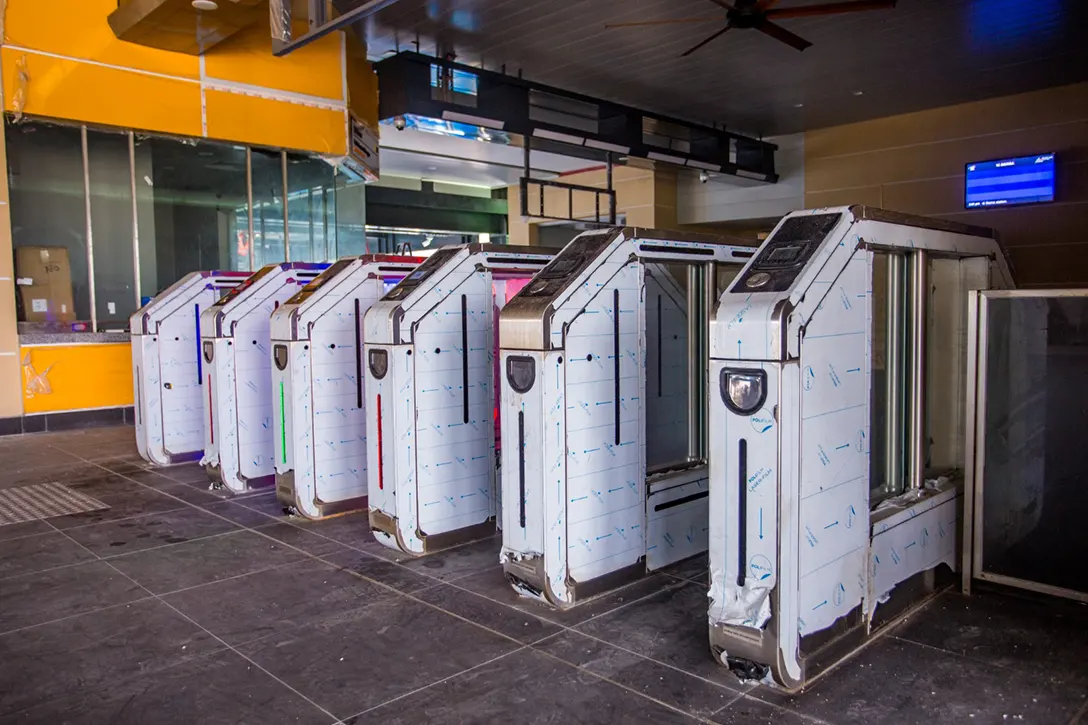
[977,292,1088,597]
[285,153,336,262]
[86,129,136,329]
[335,178,368,257]
[251,149,285,267]
[6,119,91,330]
[134,136,248,299]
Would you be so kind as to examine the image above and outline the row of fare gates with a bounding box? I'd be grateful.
[132,205,1040,690]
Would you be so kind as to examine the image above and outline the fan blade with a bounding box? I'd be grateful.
[757,0,784,9]
[605,16,721,28]
[766,0,896,19]
[681,24,732,57]
[705,0,736,11]
[756,20,812,50]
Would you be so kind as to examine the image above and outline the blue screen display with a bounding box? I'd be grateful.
[965,153,1055,208]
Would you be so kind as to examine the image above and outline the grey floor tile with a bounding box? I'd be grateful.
[573,580,739,684]
[535,629,744,718]
[236,491,294,519]
[0,648,334,725]
[710,695,820,725]
[892,588,1088,689]
[0,560,147,633]
[120,468,181,489]
[344,647,702,725]
[253,521,348,556]
[374,535,502,583]
[456,564,684,627]
[289,510,381,551]
[201,499,283,528]
[157,481,234,506]
[0,532,96,579]
[157,463,214,485]
[660,551,710,582]
[108,530,306,594]
[414,583,563,644]
[0,598,221,718]
[753,636,1086,725]
[238,595,520,720]
[322,549,445,593]
[2,462,111,489]
[47,489,186,530]
[65,506,241,558]
[165,559,397,647]
[0,519,54,543]
[61,472,147,499]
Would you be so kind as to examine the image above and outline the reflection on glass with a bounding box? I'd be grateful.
[285,153,336,262]
[980,296,1088,595]
[133,136,248,299]
[6,119,90,330]
[335,178,367,257]
[251,148,285,268]
[86,129,136,328]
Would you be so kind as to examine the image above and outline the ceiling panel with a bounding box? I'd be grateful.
[351,0,1088,135]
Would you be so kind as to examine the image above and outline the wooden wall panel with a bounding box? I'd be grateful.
[805,82,1088,287]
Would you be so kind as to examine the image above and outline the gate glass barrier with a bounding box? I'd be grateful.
[966,290,1088,601]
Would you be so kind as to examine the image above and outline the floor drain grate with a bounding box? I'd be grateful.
[0,482,109,526]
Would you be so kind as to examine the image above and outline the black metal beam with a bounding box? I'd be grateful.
[272,0,402,57]
[375,51,779,183]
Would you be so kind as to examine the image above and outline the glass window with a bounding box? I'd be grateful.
[86,128,136,329]
[6,118,91,331]
[133,136,248,299]
[285,153,336,262]
[335,178,368,257]
[251,148,285,268]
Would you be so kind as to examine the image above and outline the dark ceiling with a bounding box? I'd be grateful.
[354,0,1088,136]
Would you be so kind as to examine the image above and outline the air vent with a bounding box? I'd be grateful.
[529,90,599,135]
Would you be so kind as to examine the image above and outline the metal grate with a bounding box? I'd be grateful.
[0,482,109,526]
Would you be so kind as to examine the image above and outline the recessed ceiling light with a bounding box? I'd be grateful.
[794,103,804,108]
[426,166,437,171]
[852,90,864,96]
[192,0,218,10]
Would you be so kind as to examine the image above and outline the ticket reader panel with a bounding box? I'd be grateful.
[271,256,420,520]
[131,270,249,466]
[708,205,1012,690]
[200,262,328,493]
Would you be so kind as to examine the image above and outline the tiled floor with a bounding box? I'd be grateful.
[1,426,1087,724]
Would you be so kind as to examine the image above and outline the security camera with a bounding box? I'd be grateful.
[699,170,710,184]
[393,116,407,131]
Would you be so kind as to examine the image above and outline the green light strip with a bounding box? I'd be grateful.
[280,381,287,464]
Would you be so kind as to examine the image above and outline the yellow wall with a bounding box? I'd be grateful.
[805,82,1088,287]
[0,117,18,417]
[0,0,381,156]
[0,1,382,420]
[21,343,133,414]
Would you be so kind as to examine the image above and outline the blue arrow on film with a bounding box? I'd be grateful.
[759,508,764,539]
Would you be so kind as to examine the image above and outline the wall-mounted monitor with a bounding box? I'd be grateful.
[965,153,1055,209]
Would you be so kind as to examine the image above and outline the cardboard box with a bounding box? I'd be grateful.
[15,246,76,323]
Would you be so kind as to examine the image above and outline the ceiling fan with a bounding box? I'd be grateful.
[605,0,897,56]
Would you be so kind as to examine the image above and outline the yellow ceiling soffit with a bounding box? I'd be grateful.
[107,0,265,55]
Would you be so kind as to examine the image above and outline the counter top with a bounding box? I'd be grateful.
[19,331,131,345]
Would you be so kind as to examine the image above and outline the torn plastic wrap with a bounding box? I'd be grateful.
[868,477,960,621]
[709,570,773,628]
